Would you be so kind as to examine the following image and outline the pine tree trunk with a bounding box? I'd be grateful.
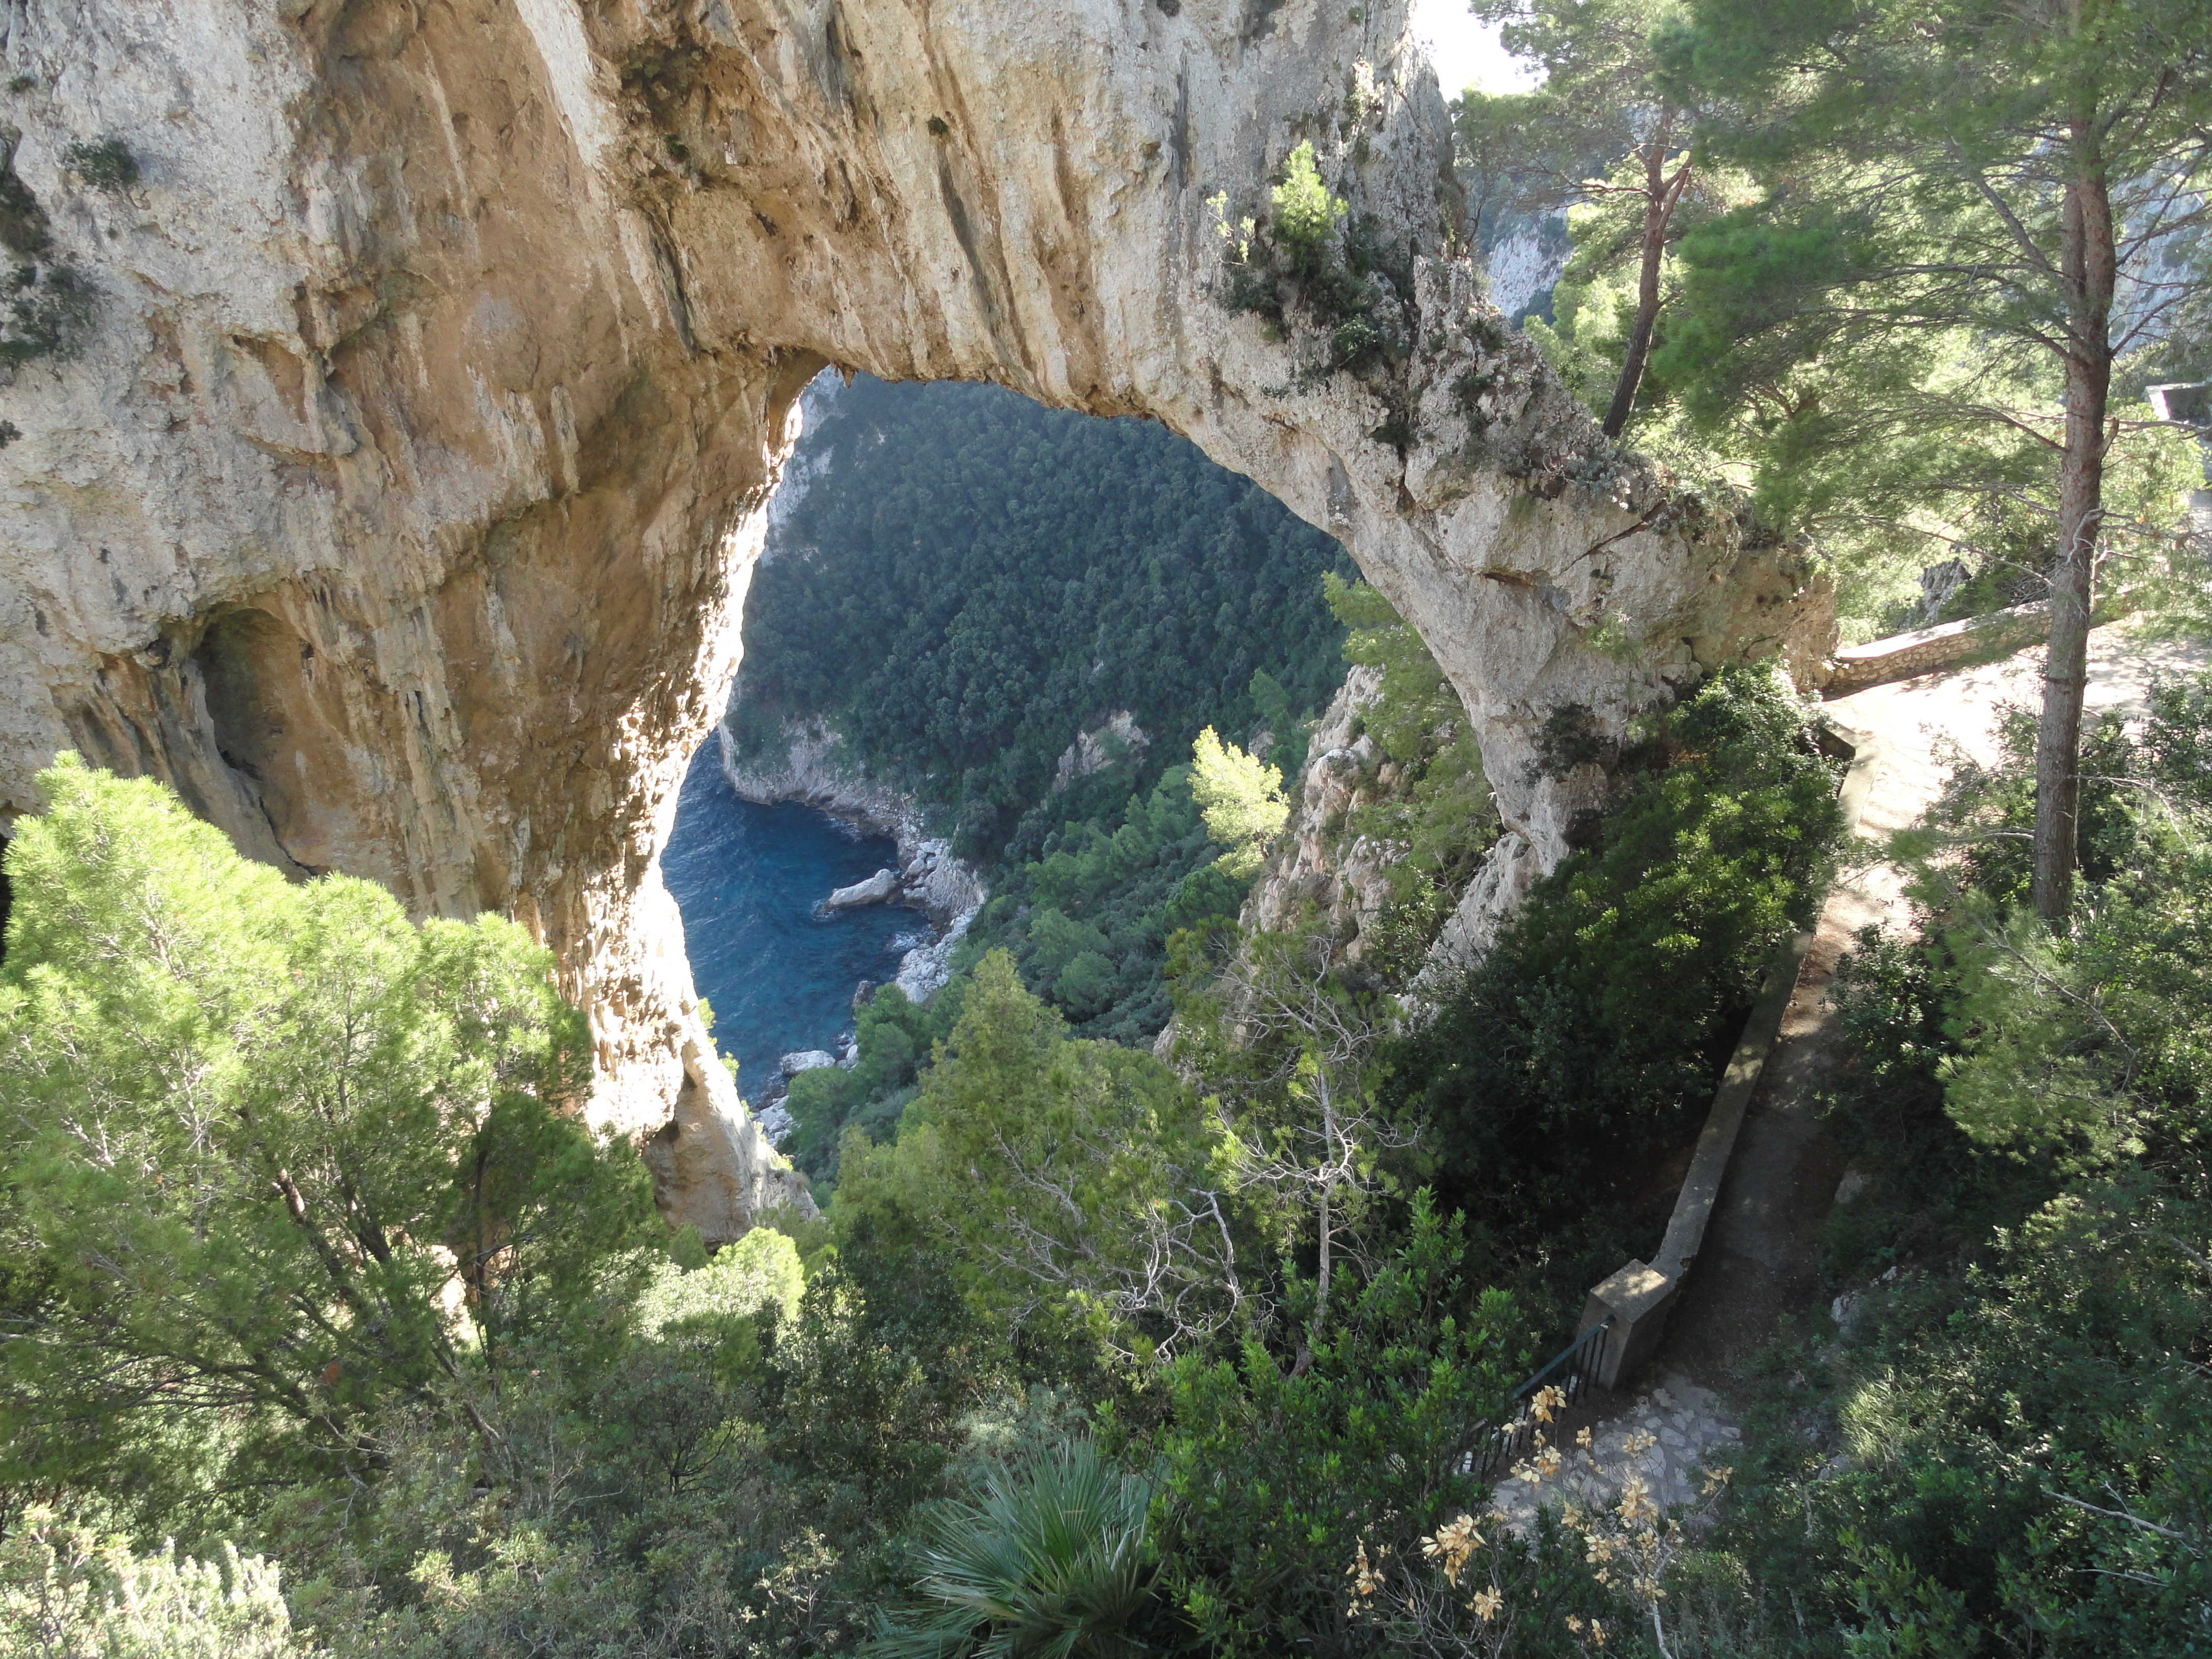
[1601,119,1678,440]
[2031,130,2116,925]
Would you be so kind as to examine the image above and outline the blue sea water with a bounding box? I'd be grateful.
[661,732,928,1101]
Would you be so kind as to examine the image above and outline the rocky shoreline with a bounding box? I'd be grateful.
[717,712,987,1007]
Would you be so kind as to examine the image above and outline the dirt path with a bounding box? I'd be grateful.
[1498,619,2210,1508]
[1670,618,2211,1399]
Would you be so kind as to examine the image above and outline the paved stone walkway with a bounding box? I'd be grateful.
[1492,617,2210,1520]
[1493,1371,1741,1531]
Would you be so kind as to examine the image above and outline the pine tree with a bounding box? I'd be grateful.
[1658,0,2212,920]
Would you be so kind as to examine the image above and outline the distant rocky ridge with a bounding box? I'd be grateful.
[1051,713,1151,793]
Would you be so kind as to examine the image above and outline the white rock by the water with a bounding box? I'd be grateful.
[896,910,975,1004]
[823,869,901,910]
[780,1050,838,1077]
[753,1102,797,1148]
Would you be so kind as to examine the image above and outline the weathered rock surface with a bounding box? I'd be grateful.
[1240,666,1403,961]
[0,0,1832,1240]
[821,867,899,909]
[1052,711,1150,793]
[779,1049,838,1077]
[894,908,974,1005]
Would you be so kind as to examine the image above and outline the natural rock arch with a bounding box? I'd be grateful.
[0,0,1831,1236]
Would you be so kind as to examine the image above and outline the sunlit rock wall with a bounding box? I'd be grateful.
[0,0,1831,1237]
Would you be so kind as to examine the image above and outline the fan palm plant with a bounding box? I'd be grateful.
[867,1438,1160,1658]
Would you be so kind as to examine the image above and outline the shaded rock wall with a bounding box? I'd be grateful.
[0,0,1831,1237]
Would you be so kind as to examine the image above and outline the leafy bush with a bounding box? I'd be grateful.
[1210,142,1411,378]
[835,952,1235,1368]
[0,756,655,1525]
[1142,1193,1526,1655]
[1907,674,2212,1165]
[1719,1180,2212,1657]
[635,1228,805,1336]
[2,253,94,367]
[1189,727,1287,877]
[1386,663,1842,1322]
[1266,140,1347,272]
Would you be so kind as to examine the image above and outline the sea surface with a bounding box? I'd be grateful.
[661,732,928,1100]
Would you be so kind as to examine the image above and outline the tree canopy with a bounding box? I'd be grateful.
[1654,0,2212,917]
[0,755,654,1526]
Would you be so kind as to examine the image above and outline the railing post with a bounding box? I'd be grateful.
[1578,1261,1677,1391]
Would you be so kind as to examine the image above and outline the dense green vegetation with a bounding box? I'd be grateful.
[22,629,2212,1651]
[727,375,1353,867]
[2,650,1849,1655]
[726,374,1362,1080]
[1386,663,1842,1329]
[780,572,1492,1195]
[1667,670,2212,1655]
[6,2,2207,1643]
[1453,1,2208,657]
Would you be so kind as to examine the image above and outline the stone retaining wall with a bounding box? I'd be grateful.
[1575,720,1886,1389]
[1823,604,2053,696]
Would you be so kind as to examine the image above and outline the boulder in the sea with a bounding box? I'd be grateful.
[780,1050,838,1077]
[823,869,901,910]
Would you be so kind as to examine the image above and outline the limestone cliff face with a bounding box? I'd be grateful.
[0,0,1832,1238]
[1239,665,1399,961]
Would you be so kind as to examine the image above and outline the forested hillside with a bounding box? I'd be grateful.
[726,374,1363,1068]
[727,376,1355,866]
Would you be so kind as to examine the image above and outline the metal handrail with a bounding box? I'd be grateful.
[1465,1315,1615,1484]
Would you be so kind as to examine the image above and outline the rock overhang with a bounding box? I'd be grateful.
[0,0,1833,1237]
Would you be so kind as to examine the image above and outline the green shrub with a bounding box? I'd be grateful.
[1385,662,1842,1322]
[0,755,655,1521]
[65,136,138,191]
[1211,144,1409,378]
[634,1227,804,1337]
[1267,140,1346,273]
[1144,1193,1527,1655]
[868,1437,1160,1657]
[0,1510,308,1659]
[3,256,94,367]
[1718,1179,2212,1657]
